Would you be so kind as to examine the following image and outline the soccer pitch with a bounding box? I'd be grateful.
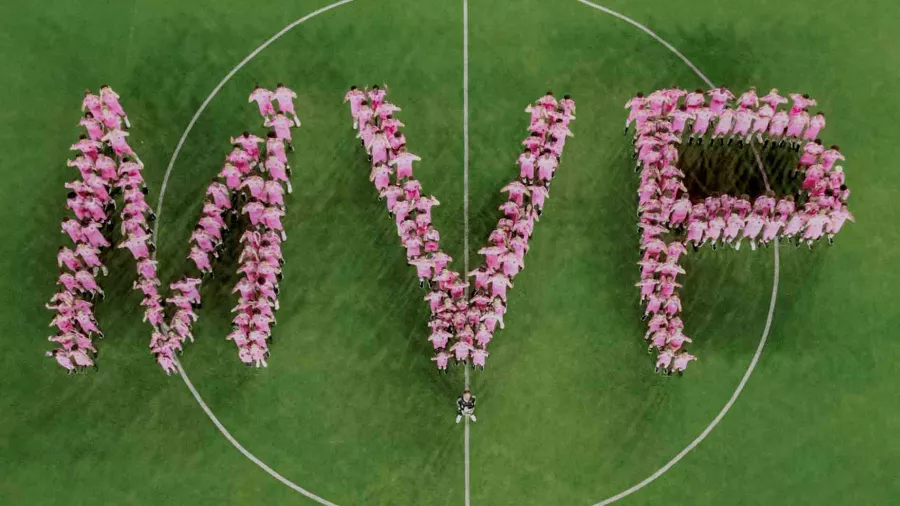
[2,0,899,504]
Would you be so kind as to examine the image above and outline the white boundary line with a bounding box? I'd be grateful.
[172,355,339,505]
[461,1,473,505]
[152,1,355,504]
[575,1,781,505]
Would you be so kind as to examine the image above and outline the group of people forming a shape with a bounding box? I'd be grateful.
[344,87,575,371]
[629,86,853,374]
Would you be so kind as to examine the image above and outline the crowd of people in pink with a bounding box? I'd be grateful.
[47,86,143,372]
[627,86,854,374]
[47,84,299,373]
[344,87,575,370]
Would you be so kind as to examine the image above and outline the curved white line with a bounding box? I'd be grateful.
[172,355,339,506]
[574,1,781,505]
[152,1,355,504]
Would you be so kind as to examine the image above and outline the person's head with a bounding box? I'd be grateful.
[694,88,703,93]
[84,89,92,96]
[636,92,644,98]
[563,94,571,100]
[276,82,284,88]
[100,84,109,91]
[740,194,750,202]
[254,84,261,90]
[786,195,795,203]
[545,90,553,96]
[78,134,87,140]
[766,189,775,198]
[463,389,471,399]
[349,85,357,91]
[815,138,822,145]
[372,84,380,90]
[749,85,756,91]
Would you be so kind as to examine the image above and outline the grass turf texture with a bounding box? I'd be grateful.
[1,0,898,504]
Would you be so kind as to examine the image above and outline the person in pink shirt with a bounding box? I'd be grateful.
[785,110,809,148]
[821,145,845,171]
[799,140,824,168]
[264,180,285,207]
[75,244,107,275]
[767,110,790,145]
[264,131,288,165]
[368,84,387,109]
[826,205,854,243]
[666,242,687,264]
[712,108,735,144]
[789,93,816,116]
[760,215,784,245]
[537,90,558,111]
[646,90,671,116]
[230,131,264,160]
[265,112,296,145]
[101,128,136,159]
[803,112,826,141]
[81,222,110,248]
[801,208,830,247]
[685,217,707,248]
[732,108,756,145]
[389,148,420,179]
[249,85,276,118]
[655,347,675,373]
[369,130,389,164]
[671,352,696,374]
[738,213,765,250]
[624,92,645,134]
[71,135,102,161]
[272,83,301,125]
[708,86,734,114]
[344,86,367,128]
[737,87,758,110]
[79,112,104,141]
[82,89,104,117]
[262,155,291,192]
[74,269,103,296]
[689,107,715,144]
[99,85,130,126]
[471,348,489,370]
[432,351,451,371]
[760,89,787,111]
[57,247,82,271]
[450,340,473,363]
[515,148,537,181]
[751,104,774,143]
[536,150,558,182]
[722,212,744,246]
[670,105,693,136]
[705,211,726,249]
[683,88,705,111]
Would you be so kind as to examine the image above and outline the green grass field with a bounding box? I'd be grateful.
[2,0,899,504]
